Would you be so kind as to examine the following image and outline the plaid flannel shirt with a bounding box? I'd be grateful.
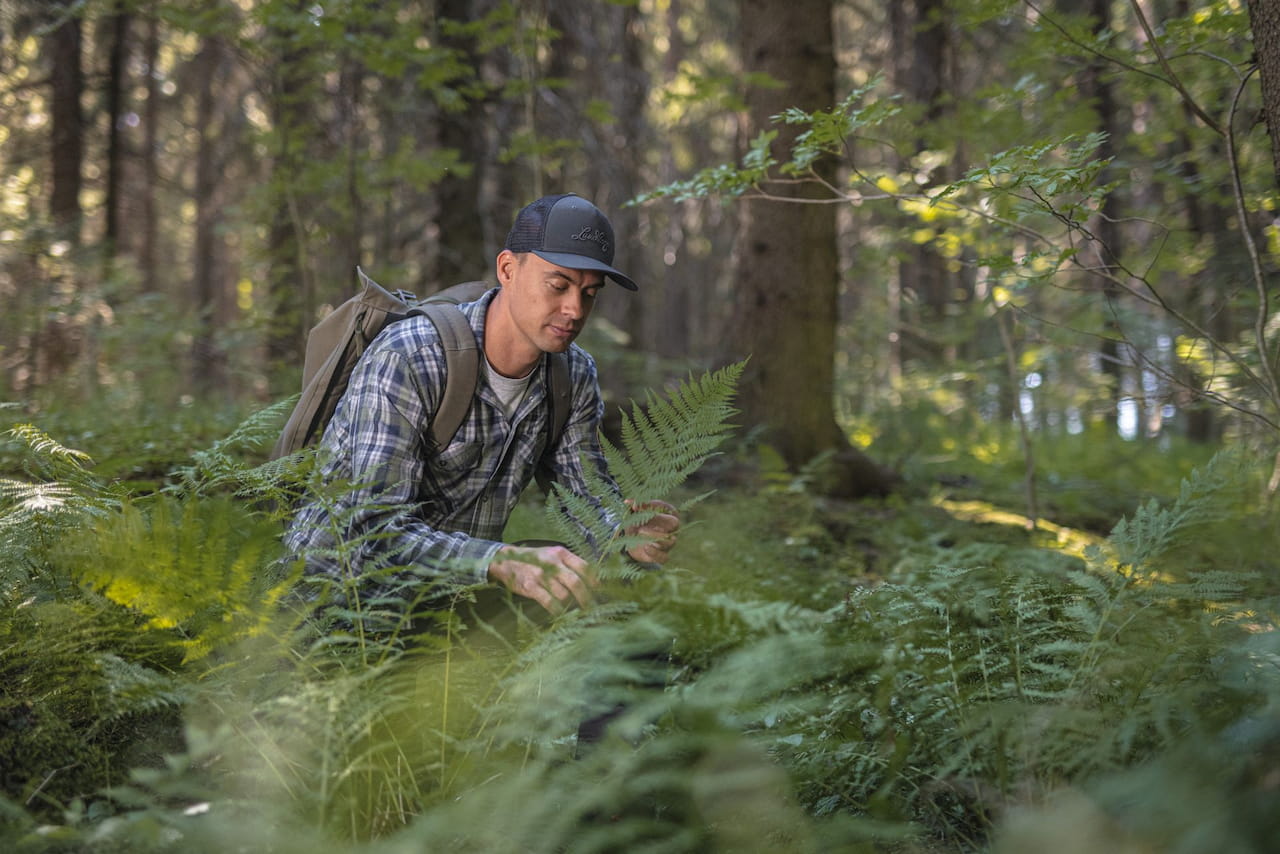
[283,287,619,592]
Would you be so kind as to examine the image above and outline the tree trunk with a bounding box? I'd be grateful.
[265,0,312,387]
[103,0,130,268]
[734,0,896,497]
[141,4,160,293]
[47,3,83,239]
[192,34,229,394]
[890,0,956,365]
[434,0,495,288]
[1081,0,1126,431]
[1249,0,1280,188]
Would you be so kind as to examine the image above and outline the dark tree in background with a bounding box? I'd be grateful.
[46,2,83,240]
[733,0,896,497]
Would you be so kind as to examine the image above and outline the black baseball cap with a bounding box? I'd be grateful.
[504,193,638,290]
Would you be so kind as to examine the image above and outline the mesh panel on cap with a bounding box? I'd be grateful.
[504,193,575,252]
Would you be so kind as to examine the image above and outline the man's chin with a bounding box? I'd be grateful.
[542,331,578,352]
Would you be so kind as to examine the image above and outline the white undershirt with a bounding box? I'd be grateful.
[484,358,533,421]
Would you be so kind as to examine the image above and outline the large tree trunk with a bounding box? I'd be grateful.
[734,0,896,497]
[1249,0,1280,188]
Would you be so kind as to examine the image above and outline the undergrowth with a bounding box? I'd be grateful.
[1,365,1278,853]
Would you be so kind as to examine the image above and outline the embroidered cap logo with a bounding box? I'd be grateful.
[571,226,611,258]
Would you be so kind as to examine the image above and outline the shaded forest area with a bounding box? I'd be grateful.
[3,1,1280,852]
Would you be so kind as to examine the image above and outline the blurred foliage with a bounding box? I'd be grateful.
[2,377,1279,852]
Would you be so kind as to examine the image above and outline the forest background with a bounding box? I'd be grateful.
[3,0,1280,852]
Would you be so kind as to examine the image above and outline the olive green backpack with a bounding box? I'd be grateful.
[270,267,571,469]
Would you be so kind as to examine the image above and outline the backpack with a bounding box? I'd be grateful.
[270,267,571,477]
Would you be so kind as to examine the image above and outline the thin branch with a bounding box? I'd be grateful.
[1126,0,1223,135]
[1021,0,1169,88]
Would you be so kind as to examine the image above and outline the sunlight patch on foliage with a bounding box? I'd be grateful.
[937,497,1105,559]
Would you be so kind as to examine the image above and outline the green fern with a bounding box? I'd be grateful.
[544,360,743,568]
[164,395,304,508]
[56,495,294,665]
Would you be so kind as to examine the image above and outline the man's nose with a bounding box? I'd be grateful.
[561,289,585,319]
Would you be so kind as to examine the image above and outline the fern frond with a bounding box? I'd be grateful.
[605,360,744,501]
[57,496,291,666]
[1108,449,1247,571]
[96,653,187,721]
[5,423,94,472]
[164,398,301,501]
[545,361,744,566]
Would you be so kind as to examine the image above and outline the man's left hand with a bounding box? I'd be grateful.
[624,499,680,565]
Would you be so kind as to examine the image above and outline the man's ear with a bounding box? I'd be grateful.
[495,249,518,285]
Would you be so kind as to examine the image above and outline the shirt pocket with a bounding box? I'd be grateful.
[434,439,483,474]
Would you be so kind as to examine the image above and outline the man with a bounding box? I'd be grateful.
[285,193,679,616]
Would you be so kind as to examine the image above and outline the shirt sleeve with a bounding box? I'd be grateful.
[338,344,502,586]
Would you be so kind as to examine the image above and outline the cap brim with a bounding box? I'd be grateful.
[532,250,638,291]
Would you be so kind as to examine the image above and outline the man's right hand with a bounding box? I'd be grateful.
[486,544,597,615]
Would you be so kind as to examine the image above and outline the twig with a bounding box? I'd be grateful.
[1126,0,1224,135]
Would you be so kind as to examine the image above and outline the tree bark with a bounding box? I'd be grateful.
[192,34,229,394]
[264,0,312,386]
[1081,0,1126,430]
[890,0,957,365]
[434,0,496,288]
[103,0,130,268]
[141,4,161,293]
[1249,0,1280,188]
[734,0,897,497]
[47,3,83,240]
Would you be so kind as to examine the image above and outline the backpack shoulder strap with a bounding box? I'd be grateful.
[415,301,480,451]
[414,281,572,469]
[546,352,571,452]
[536,350,572,493]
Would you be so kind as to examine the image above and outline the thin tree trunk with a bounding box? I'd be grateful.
[890,0,955,364]
[141,5,160,293]
[265,0,312,386]
[1081,0,1126,429]
[192,35,228,394]
[103,0,129,268]
[434,0,493,288]
[47,4,83,239]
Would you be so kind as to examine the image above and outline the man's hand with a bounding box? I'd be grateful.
[625,499,680,565]
[487,544,597,615]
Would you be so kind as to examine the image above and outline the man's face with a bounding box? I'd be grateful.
[496,250,604,355]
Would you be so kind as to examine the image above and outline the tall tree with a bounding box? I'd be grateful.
[1249,0,1280,189]
[1079,0,1127,428]
[263,0,315,385]
[46,1,83,240]
[734,0,896,497]
[192,32,229,393]
[102,0,130,268]
[435,0,503,288]
[140,3,161,293]
[890,0,957,365]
